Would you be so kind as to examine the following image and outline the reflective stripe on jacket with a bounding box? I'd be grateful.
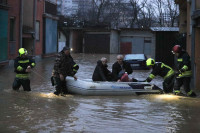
[147,62,174,82]
[14,56,36,79]
[16,74,29,79]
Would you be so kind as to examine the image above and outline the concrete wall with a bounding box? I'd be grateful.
[110,30,119,54]
[120,29,155,58]
[23,0,34,28]
[195,28,200,90]
[8,0,21,59]
[194,0,200,90]
[185,0,200,90]
[58,30,66,52]
[58,31,66,42]
[179,9,187,33]
[69,30,73,49]
[151,33,156,59]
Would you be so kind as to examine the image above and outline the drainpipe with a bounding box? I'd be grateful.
[33,0,37,56]
[19,0,24,48]
[190,0,196,89]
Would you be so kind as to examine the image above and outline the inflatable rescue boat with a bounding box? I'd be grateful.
[66,77,162,96]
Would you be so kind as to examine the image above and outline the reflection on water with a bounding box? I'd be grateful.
[0,54,200,133]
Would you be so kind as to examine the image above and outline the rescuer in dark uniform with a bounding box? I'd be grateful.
[145,58,175,93]
[172,45,196,97]
[52,47,78,95]
[12,48,36,91]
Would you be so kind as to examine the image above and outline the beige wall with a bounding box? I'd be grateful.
[195,28,200,90]
[110,30,119,54]
[176,0,200,90]
[179,9,187,33]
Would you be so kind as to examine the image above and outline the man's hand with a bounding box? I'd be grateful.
[59,74,64,81]
[73,75,77,81]
[26,66,31,73]
[175,71,182,76]
[117,79,121,82]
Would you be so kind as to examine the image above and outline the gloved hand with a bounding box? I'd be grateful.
[175,70,182,76]
[26,66,31,72]
[179,68,185,73]
[73,75,77,81]
[137,80,146,82]
[59,74,64,81]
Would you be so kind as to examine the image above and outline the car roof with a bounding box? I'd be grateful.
[124,54,146,60]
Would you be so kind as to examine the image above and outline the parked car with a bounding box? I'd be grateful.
[124,54,149,70]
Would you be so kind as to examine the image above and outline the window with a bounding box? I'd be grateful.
[36,21,40,41]
[9,17,16,41]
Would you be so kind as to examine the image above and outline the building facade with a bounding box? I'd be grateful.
[0,0,9,64]
[120,28,155,59]
[43,0,58,55]
[0,0,59,65]
[175,0,200,90]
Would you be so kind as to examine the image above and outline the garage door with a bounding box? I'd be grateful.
[121,36,151,56]
[84,34,110,54]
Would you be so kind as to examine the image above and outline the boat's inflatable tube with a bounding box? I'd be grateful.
[66,77,162,96]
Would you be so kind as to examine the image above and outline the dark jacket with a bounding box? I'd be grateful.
[146,62,174,82]
[92,60,112,81]
[112,61,133,81]
[176,51,192,78]
[14,56,36,78]
[53,51,74,77]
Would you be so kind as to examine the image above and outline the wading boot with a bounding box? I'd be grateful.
[174,90,185,96]
[54,91,60,96]
[187,90,196,97]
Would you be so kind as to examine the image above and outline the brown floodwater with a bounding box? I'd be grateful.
[0,53,200,133]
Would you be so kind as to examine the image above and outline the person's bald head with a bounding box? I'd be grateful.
[101,57,107,65]
[117,55,124,65]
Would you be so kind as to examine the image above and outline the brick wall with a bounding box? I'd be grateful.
[7,0,21,59]
[35,0,44,55]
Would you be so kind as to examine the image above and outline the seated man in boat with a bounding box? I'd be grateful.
[52,47,78,95]
[92,57,112,81]
[112,55,137,82]
[144,58,175,93]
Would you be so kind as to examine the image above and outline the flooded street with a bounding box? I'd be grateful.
[0,54,200,133]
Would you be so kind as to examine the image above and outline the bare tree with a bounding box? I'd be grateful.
[165,0,179,27]
[137,2,156,28]
[151,0,178,27]
[127,0,148,28]
[152,0,165,26]
[71,0,179,28]
[91,0,110,23]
